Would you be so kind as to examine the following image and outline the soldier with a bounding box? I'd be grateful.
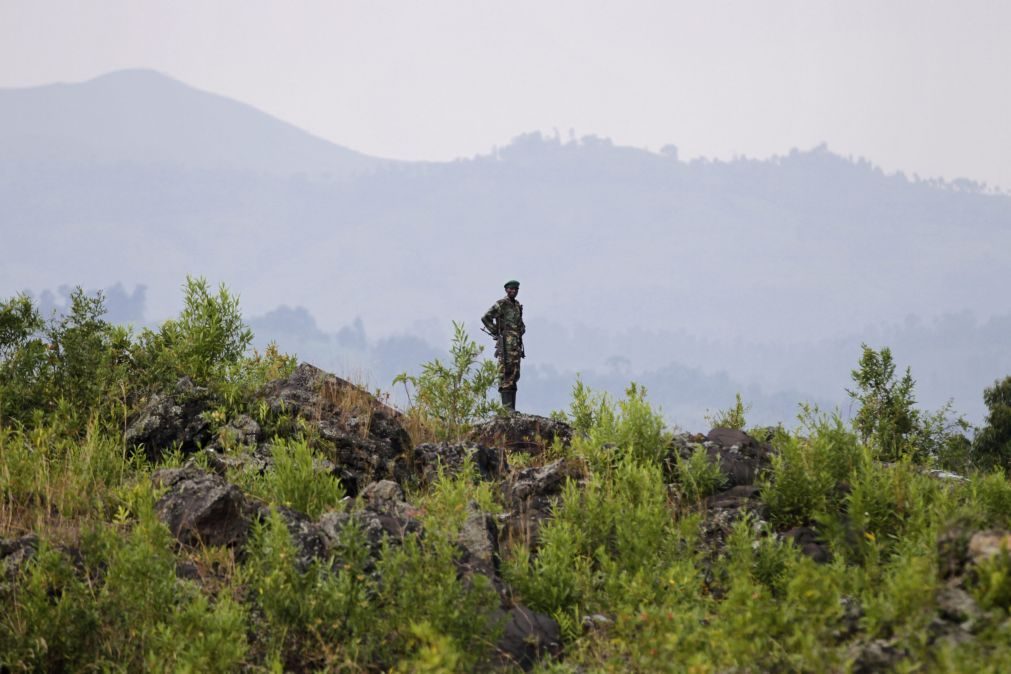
[482,280,525,411]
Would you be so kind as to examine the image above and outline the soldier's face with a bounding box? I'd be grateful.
[506,286,518,299]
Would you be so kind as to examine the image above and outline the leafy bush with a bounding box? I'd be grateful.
[973,376,1011,470]
[847,344,918,460]
[847,344,969,465]
[673,444,728,503]
[231,436,345,518]
[562,381,670,466]
[0,289,127,429]
[762,432,837,527]
[243,508,379,667]
[393,321,500,442]
[0,543,99,671]
[133,277,253,390]
[704,392,750,430]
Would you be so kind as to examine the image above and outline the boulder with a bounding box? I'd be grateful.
[457,504,500,576]
[499,459,586,550]
[493,605,562,671]
[360,479,412,519]
[215,413,262,449]
[968,529,1011,564]
[125,378,213,461]
[847,639,907,674]
[0,534,38,585]
[258,363,413,495]
[412,442,509,486]
[470,413,573,454]
[936,586,982,626]
[152,466,251,548]
[779,526,832,563]
[318,507,423,566]
[703,428,773,487]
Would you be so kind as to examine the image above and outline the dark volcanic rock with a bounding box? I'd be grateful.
[704,428,774,487]
[318,507,422,566]
[258,363,413,495]
[360,479,412,519]
[494,605,562,671]
[153,466,251,548]
[0,534,38,585]
[470,413,573,454]
[457,504,500,577]
[125,378,213,461]
[216,413,262,449]
[780,526,832,563]
[412,442,509,486]
[705,484,763,513]
[848,639,908,674]
[499,459,586,550]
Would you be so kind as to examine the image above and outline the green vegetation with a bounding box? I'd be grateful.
[3,284,1011,672]
[393,320,500,442]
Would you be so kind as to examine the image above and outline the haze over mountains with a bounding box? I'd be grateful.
[3,70,1009,428]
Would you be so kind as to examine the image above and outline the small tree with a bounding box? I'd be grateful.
[973,376,1011,470]
[393,322,499,442]
[847,344,917,460]
[133,277,253,388]
[0,289,125,428]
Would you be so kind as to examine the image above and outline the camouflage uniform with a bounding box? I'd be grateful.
[482,294,525,395]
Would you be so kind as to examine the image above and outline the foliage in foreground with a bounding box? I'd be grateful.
[3,284,1011,671]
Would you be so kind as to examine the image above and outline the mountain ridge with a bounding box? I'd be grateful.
[0,68,396,178]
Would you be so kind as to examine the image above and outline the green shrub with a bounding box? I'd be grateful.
[231,436,345,518]
[144,592,248,673]
[847,344,918,460]
[0,289,128,430]
[971,548,1011,612]
[564,376,609,436]
[847,344,969,465]
[704,392,750,430]
[762,433,836,527]
[393,321,500,442]
[376,532,501,669]
[0,543,99,672]
[132,276,253,390]
[417,455,501,540]
[673,444,728,503]
[974,376,1011,470]
[506,454,675,625]
[973,471,1011,528]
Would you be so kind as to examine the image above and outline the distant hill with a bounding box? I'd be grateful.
[2,71,1010,426]
[0,69,394,178]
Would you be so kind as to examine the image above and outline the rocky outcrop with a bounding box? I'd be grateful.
[124,378,213,461]
[152,466,252,548]
[215,413,262,449]
[258,363,413,495]
[499,459,586,550]
[458,505,500,577]
[470,413,573,454]
[670,428,774,488]
[412,442,509,486]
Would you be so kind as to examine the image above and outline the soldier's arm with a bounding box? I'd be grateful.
[519,303,526,336]
[481,302,500,335]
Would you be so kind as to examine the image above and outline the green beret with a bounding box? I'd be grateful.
[504,280,520,289]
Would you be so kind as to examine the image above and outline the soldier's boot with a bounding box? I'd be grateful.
[501,390,511,409]
[504,390,517,412]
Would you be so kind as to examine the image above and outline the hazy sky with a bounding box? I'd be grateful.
[2,0,1010,188]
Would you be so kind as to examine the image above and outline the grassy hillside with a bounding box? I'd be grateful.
[2,281,1011,672]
